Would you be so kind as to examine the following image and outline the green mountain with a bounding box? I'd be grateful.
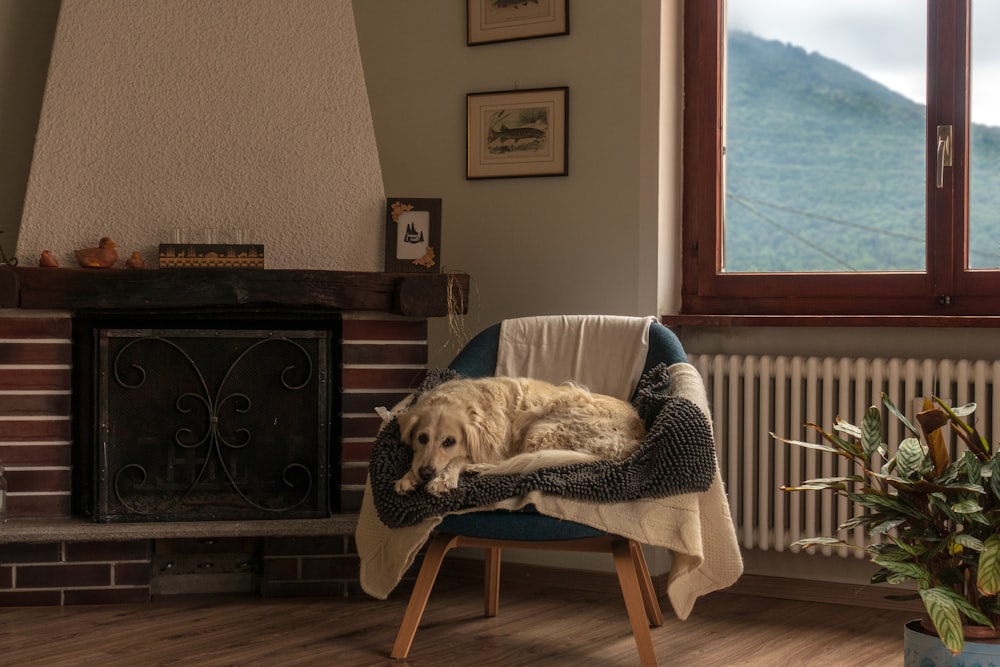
[724,30,1000,272]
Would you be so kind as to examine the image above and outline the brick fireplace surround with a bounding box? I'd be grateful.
[0,267,468,606]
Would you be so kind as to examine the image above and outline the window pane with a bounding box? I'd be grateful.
[724,2,926,273]
[969,0,1000,269]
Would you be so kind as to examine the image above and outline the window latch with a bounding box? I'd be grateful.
[936,125,953,188]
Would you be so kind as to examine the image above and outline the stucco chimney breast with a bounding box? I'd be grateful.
[17,0,385,272]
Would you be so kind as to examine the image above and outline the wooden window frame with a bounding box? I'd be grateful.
[679,0,999,317]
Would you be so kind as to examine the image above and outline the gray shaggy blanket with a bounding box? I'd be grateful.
[368,363,717,529]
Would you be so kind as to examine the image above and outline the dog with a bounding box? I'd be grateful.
[393,376,646,496]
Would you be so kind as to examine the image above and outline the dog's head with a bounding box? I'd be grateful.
[397,402,473,484]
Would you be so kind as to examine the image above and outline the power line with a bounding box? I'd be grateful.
[726,194,858,270]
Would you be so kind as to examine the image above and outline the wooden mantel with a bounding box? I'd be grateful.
[0,267,470,317]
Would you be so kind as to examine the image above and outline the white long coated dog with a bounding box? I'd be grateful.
[393,376,646,496]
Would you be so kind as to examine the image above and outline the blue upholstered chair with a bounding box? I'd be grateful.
[390,317,688,666]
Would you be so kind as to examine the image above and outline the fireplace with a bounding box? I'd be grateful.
[0,267,468,606]
[74,312,341,522]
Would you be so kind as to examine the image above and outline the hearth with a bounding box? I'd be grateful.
[73,310,342,523]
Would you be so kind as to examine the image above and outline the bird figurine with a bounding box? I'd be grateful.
[74,237,118,268]
[38,250,59,268]
[125,251,145,269]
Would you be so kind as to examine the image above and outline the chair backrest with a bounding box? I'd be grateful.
[448,316,686,397]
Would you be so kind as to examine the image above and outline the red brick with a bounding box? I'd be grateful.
[0,317,71,338]
[340,441,373,463]
[7,468,71,494]
[0,542,61,564]
[341,391,410,414]
[155,537,260,555]
[17,563,111,588]
[342,319,426,341]
[0,589,62,606]
[340,465,368,486]
[342,343,427,365]
[65,540,151,563]
[113,562,151,587]
[263,556,300,581]
[0,369,71,391]
[264,536,348,557]
[0,343,71,365]
[0,443,70,467]
[340,489,364,512]
[341,415,383,439]
[64,587,150,605]
[7,493,70,517]
[0,419,71,440]
[341,368,425,391]
[301,555,359,580]
[0,393,70,416]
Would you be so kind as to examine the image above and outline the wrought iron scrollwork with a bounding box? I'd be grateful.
[110,335,316,516]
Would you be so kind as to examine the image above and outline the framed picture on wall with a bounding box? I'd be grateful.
[467,0,569,46]
[384,197,442,273]
[467,87,568,179]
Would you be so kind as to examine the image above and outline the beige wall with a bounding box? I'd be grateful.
[352,0,677,365]
[15,0,384,271]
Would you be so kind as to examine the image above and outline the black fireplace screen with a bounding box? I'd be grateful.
[93,327,331,522]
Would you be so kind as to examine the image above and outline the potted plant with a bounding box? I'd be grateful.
[774,393,1000,656]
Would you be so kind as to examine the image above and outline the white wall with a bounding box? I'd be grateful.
[352,0,676,366]
[16,0,385,272]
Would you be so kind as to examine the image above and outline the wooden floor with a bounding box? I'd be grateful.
[0,579,915,666]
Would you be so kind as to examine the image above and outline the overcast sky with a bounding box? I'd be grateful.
[728,0,1000,127]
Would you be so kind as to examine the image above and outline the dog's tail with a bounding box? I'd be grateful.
[474,449,602,476]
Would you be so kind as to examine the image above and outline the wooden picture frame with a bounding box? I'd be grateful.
[467,0,569,46]
[467,87,568,179]
[384,197,442,273]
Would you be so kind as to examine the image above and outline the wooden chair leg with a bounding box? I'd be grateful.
[612,539,659,667]
[630,540,664,627]
[484,546,501,617]
[390,533,459,660]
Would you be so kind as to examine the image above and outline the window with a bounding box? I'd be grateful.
[682,0,1000,316]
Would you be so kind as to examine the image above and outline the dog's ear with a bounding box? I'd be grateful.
[462,406,492,462]
[397,410,419,447]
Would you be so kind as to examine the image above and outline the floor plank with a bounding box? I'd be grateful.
[0,580,916,666]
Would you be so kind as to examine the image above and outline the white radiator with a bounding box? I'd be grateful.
[689,355,1000,558]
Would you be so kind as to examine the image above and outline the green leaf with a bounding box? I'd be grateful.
[882,393,918,435]
[871,557,931,586]
[952,533,986,551]
[990,457,1000,499]
[978,534,1000,596]
[951,498,985,514]
[867,517,907,535]
[947,401,978,419]
[847,492,928,520]
[895,437,925,479]
[790,537,848,549]
[920,586,967,654]
[771,433,842,456]
[860,406,883,457]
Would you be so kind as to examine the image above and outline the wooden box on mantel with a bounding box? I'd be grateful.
[159,243,265,269]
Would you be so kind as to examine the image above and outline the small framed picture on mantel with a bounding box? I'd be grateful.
[384,197,442,273]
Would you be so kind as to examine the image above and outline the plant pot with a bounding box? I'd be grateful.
[904,619,1000,666]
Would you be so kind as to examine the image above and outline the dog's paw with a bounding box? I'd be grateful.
[464,463,494,475]
[424,475,457,496]
[394,477,417,494]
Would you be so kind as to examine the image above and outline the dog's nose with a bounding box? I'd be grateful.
[418,466,435,482]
